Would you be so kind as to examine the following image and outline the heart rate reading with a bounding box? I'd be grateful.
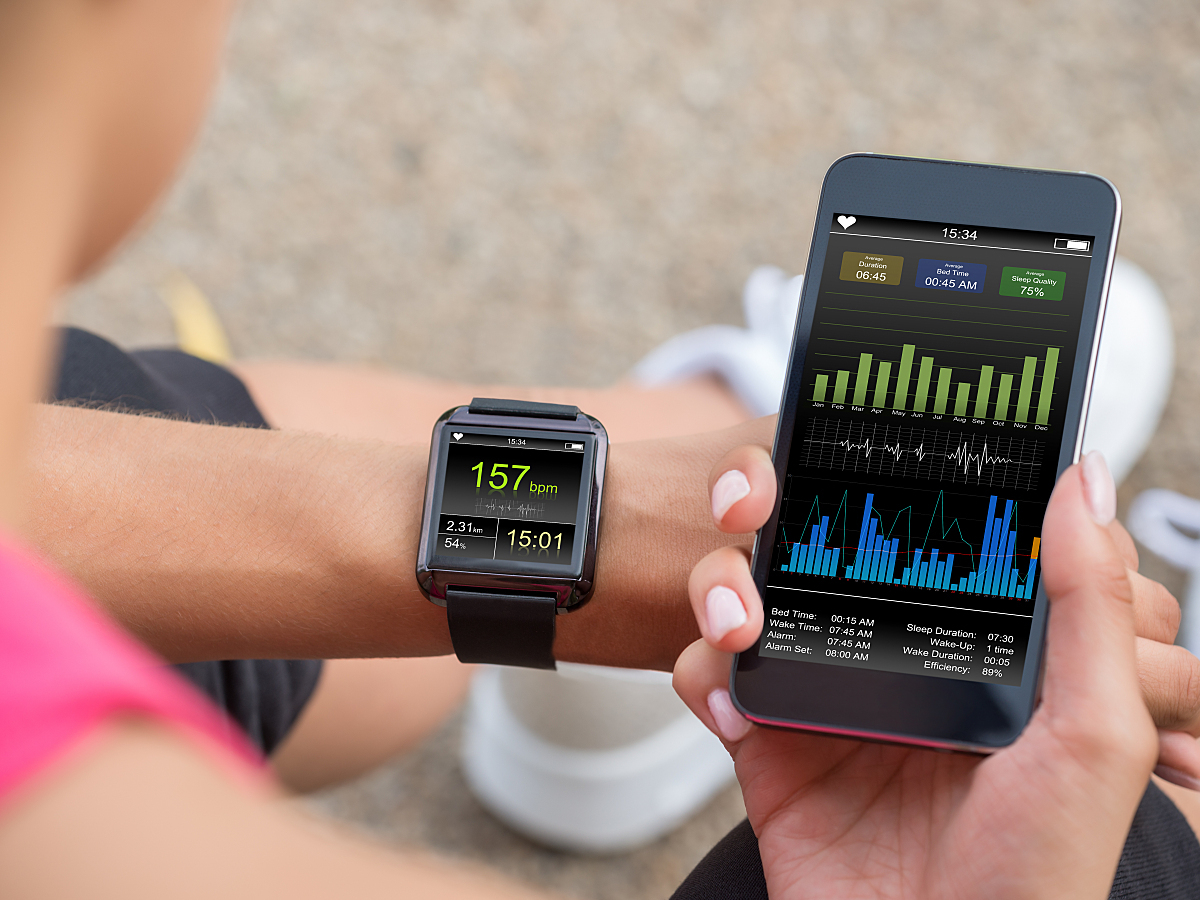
[801,418,1043,490]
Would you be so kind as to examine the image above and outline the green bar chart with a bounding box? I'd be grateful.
[914,357,934,413]
[894,344,915,411]
[853,353,873,406]
[996,374,1013,420]
[815,343,1062,425]
[833,370,849,403]
[1036,348,1059,425]
[974,366,994,419]
[1015,356,1037,423]
[872,362,892,408]
[954,382,971,416]
[933,367,952,415]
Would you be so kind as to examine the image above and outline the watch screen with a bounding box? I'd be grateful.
[435,432,586,566]
[759,215,1096,686]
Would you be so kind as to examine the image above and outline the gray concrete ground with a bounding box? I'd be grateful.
[64,0,1200,896]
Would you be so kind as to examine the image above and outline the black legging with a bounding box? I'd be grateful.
[671,783,1200,899]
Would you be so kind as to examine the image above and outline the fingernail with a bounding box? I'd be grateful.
[1155,764,1200,792]
[1156,731,1200,786]
[706,585,748,641]
[707,688,753,742]
[712,469,752,523]
[1081,451,1116,525]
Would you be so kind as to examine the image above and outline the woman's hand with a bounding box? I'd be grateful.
[697,443,1200,784]
[674,449,1176,898]
[1110,523,1200,787]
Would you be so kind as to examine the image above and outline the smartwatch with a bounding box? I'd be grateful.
[416,398,609,669]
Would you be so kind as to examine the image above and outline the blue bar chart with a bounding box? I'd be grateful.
[781,516,842,579]
[779,491,1039,600]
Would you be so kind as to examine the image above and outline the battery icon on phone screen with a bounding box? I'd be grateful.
[1054,238,1090,251]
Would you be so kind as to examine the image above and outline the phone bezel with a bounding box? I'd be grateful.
[732,154,1121,753]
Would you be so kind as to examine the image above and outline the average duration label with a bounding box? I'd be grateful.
[840,251,904,285]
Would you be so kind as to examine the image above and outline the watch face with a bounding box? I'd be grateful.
[430,428,592,574]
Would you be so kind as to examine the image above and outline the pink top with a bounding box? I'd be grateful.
[0,536,259,806]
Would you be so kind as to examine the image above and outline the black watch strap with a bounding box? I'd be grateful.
[468,397,581,420]
[445,587,558,669]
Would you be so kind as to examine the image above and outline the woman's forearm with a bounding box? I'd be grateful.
[28,402,442,662]
[28,403,766,668]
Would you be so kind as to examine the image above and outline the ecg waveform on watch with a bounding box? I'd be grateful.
[472,496,548,520]
[800,418,1043,491]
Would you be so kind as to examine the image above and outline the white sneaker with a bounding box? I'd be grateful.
[1080,259,1174,483]
[631,265,803,417]
[1128,490,1200,656]
[460,664,734,853]
[633,258,1174,484]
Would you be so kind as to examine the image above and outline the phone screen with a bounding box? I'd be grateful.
[759,215,1095,686]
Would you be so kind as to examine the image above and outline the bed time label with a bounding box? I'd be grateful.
[915,259,986,293]
[840,252,904,285]
[999,267,1066,301]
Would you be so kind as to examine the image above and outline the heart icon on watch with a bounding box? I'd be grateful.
[452,433,463,441]
[837,215,856,230]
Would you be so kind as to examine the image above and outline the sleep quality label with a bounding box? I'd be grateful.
[999,267,1066,301]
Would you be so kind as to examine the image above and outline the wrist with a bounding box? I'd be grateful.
[556,416,776,671]
[341,440,457,659]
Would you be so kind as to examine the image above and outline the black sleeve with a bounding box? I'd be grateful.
[672,782,1200,899]
[52,326,268,427]
[1111,782,1200,899]
[670,818,767,900]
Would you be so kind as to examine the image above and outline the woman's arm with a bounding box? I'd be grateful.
[27,398,1200,736]
[0,719,555,899]
[27,401,765,669]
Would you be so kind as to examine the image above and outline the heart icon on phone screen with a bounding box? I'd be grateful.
[452,433,463,441]
[837,215,856,230]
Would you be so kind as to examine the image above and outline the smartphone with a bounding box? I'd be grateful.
[733,154,1120,752]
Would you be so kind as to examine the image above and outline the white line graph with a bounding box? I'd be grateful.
[801,418,1043,490]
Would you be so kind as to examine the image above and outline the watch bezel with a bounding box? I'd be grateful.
[416,406,608,612]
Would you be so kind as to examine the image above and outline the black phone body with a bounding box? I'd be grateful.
[733,154,1120,752]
